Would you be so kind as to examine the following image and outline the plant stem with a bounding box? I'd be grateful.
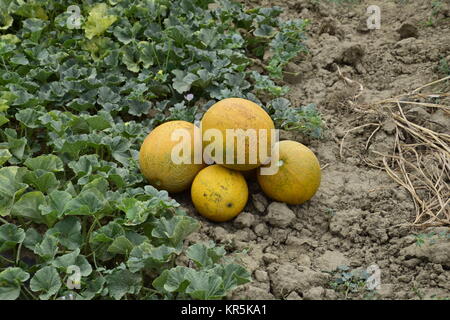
[22,285,38,300]
[0,254,14,264]
[15,243,22,265]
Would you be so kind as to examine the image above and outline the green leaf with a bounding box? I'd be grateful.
[127,242,177,272]
[121,45,140,72]
[0,13,13,31]
[107,235,134,255]
[84,3,118,40]
[51,249,79,269]
[218,263,251,292]
[24,155,64,172]
[0,167,28,216]
[64,188,106,216]
[89,221,125,261]
[4,129,27,160]
[137,41,155,68]
[0,115,9,127]
[23,228,42,251]
[15,108,43,128]
[153,266,226,299]
[81,177,109,194]
[52,249,92,277]
[118,198,153,226]
[47,217,82,251]
[151,215,200,248]
[33,234,59,261]
[23,170,59,194]
[85,114,112,131]
[127,99,151,117]
[185,270,225,300]
[0,223,25,252]
[152,266,191,293]
[81,272,105,300]
[23,18,48,33]
[0,149,12,166]
[68,155,100,178]
[172,70,199,94]
[105,267,141,300]
[11,191,47,224]
[186,242,226,268]
[102,136,131,165]
[10,53,29,65]
[39,190,73,221]
[254,24,276,37]
[113,21,141,45]
[0,268,30,300]
[30,266,62,300]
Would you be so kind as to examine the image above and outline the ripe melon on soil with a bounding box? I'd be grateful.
[201,98,275,171]
[139,120,204,193]
[191,165,249,222]
[257,140,321,205]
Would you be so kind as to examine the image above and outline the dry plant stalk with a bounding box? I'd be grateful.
[340,75,450,227]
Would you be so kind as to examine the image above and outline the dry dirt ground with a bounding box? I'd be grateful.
[176,0,450,300]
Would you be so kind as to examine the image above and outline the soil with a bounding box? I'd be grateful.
[176,0,450,300]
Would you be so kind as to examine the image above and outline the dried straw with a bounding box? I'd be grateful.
[338,74,450,227]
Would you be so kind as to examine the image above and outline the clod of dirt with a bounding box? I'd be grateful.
[230,284,275,300]
[401,239,450,268]
[211,226,233,243]
[285,291,302,300]
[382,119,397,135]
[442,4,450,17]
[296,254,312,268]
[234,228,257,242]
[262,253,279,265]
[270,263,329,297]
[303,286,325,300]
[283,62,303,84]
[329,209,364,239]
[254,223,269,237]
[265,202,296,228]
[376,284,395,299]
[397,23,419,40]
[233,212,257,228]
[251,193,269,213]
[406,106,430,122]
[356,17,370,33]
[263,49,274,63]
[429,109,450,132]
[337,43,365,68]
[319,17,339,36]
[316,250,349,272]
[254,269,269,282]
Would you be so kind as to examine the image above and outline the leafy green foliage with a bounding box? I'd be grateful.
[0,267,30,300]
[153,241,251,299]
[268,98,324,138]
[327,265,374,299]
[0,0,318,300]
[438,58,450,76]
[415,230,450,247]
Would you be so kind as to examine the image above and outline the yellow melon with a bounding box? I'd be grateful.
[201,98,275,171]
[257,140,321,205]
[139,120,204,193]
[191,165,248,222]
